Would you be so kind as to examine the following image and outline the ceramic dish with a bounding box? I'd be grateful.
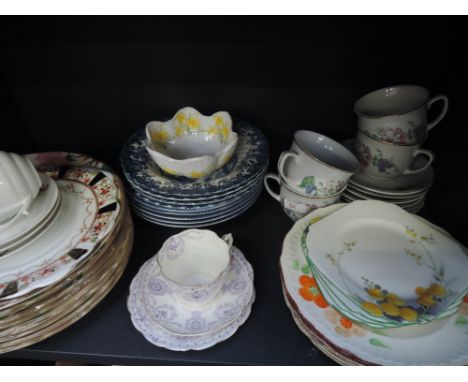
[125,167,267,208]
[0,211,133,353]
[131,186,262,228]
[280,204,468,365]
[303,201,468,328]
[146,107,238,179]
[121,119,269,199]
[0,174,60,256]
[127,176,264,216]
[342,139,434,196]
[344,182,428,201]
[0,167,121,299]
[343,187,425,205]
[134,246,254,336]
[128,180,263,220]
[128,246,255,351]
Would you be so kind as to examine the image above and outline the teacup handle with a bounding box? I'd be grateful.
[222,233,233,248]
[403,149,434,175]
[427,95,449,131]
[264,173,281,202]
[278,151,299,185]
[0,195,32,231]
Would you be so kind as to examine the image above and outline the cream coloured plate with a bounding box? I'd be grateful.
[305,201,468,327]
[280,204,468,365]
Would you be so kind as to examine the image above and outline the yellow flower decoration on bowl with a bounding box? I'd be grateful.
[145,107,238,179]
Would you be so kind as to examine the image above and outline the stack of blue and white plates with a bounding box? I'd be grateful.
[120,119,269,228]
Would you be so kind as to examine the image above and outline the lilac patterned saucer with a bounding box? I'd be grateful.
[133,246,254,336]
[128,283,255,351]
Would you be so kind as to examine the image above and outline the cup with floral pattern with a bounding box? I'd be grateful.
[278,131,359,197]
[264,173,344,221]
[156,229,233,307]
[354,85,448,145]
[355,130,434,180]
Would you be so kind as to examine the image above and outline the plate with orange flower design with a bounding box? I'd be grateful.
[280,204,468,365]
[303,201,468,328]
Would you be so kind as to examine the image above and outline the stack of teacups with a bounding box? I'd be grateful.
[345,85,449,212]
[264,130,360,221]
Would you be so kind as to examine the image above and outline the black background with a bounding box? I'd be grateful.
[0,17,467,365]
[1,17,467,239]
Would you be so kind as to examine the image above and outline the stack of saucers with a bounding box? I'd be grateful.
[280,202,468,365]
[128,229,255,351]
[0,152,133,354]
[341,138,433,213]
[120,117,269,228]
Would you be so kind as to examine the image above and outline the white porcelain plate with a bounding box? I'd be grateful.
[280,204,468,365]
[305,201,468,327]
[0,167,121,299]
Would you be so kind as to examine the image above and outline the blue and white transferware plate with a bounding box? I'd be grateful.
[131,185,262,222]
[120,119,269,199]
[128,178,263,216]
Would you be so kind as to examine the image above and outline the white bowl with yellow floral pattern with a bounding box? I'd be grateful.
[145,107,238,179]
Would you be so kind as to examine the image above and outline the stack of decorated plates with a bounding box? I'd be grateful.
[0,152,133,354]
[340,139,434,214]
[120,119,269,228]
[280,202,468,365]
[128,231,255,351]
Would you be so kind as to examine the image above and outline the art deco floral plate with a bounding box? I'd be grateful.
[0,167,121,299]
[120,119,269,199]
[0,174,60,255]
[304,201,468,328]
[133,246,254,336]
[280,204,468,365]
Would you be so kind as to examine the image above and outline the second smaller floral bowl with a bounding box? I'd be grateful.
[146,107,238,179]
[157,229,233,307]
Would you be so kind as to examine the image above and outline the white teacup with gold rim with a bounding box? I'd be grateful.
[278,130,359,197]
[0,152,42,230]
[264,173,344,221]
[157,229,233,307]
[355,129,434,180]
[354,85,449,145]
[146,107,238,179]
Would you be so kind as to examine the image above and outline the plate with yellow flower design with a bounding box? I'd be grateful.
[280,204,468,365]
[303,201,468,328]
